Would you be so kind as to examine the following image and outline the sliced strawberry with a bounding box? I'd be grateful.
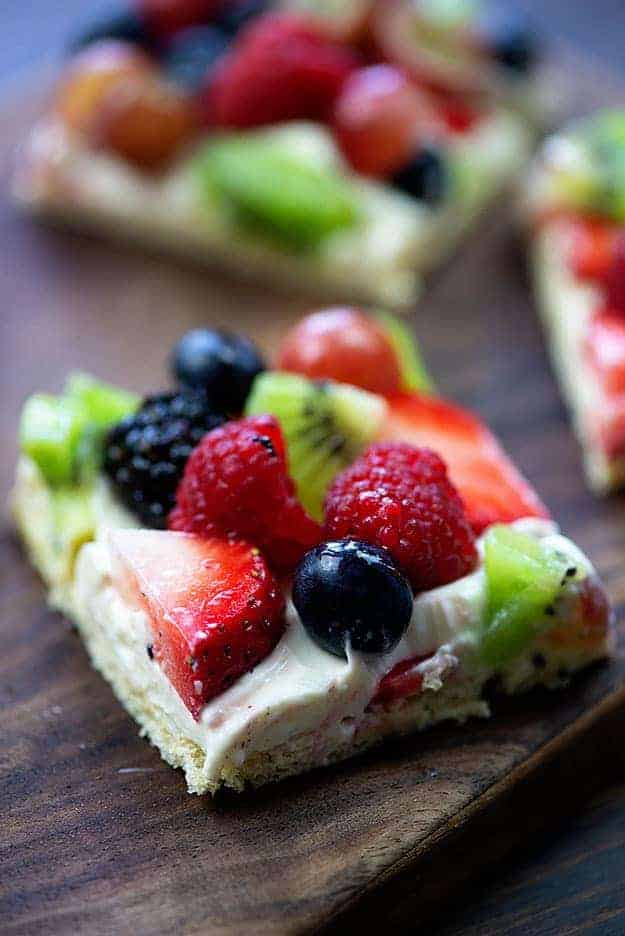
[567,217,617,283]
[602,230,625,314]
[109,529,285,719]
[370,653,432,707]
[585,308,625,395]
[378,392,550,534]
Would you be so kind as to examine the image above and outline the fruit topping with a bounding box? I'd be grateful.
[193,133,360,249]
[202,13,358,128]
[103,391,224,528]
[481,524,585,666]
[69,10,153,54]
[292,539,413,658]
[110,529,285,718]
[171,327,265,412]
[163,25,230,90]
[64,372,140,428]
[244,372,387,519]
[136,0,224,40]
[602,230,625,314]
[544,112,625,224]
[55,40,155,134]
[276,308,433,396]
[392,146,448,205]
[585,310,625,395]
[277,307,394,395]
[20,374,139,488]
[20,395,87,488]
[370,653,438,707]
[370,0,491,96]
[88,73,198,171]
[324,443,477,590]
[567,218,617,283]
[376,310,435,393]
[169,414,321,572]
[331,64,440,178]
[476,9,537,74]
[379,392,550,534]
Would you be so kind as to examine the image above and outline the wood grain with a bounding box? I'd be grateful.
[2,52,625,936]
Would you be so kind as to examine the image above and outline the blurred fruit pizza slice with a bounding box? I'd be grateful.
[12,308,612,794]
[13,0,539,308]
[524,110,625,492]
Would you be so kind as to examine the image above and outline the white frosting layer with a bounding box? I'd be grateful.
[531,219,625,491]
[71,515,589,788]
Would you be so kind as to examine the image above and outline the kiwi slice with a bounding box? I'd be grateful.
[481,525,580,666]
[19,375,139,488]
[64,372,139,429]
[193,133,361,251]
[547,111,625,223]
[245,372,387,520]
[376,312,435,394]
[20,394,88,488]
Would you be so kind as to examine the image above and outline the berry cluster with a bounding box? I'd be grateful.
[59,2,463,199]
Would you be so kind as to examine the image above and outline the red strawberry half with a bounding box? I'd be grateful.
[110,529,285,718]
[378,392,549,534]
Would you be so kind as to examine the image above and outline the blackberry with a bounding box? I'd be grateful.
[103,391,224,528]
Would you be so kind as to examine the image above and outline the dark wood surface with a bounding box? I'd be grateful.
[3,31,625,936]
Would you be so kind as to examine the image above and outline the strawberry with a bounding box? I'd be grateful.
[110,529,285,718]
[369,653,433,707]
[585,309,625,395]
[201,13,358,128]
[602,230,625,314]
[377,392,550,534]
[567,217,617,282]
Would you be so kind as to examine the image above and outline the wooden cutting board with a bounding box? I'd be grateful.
[3,51,625,936]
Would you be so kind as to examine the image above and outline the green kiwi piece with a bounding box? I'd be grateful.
[193,133,361,250]
[245,372,387,520]
[376,311,435,394]
[20,394,88,487]
[481,525,579,666]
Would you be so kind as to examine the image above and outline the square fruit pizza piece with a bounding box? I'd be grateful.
[13,307,613,794]
[524,110,625,493]
[13,0,542,308]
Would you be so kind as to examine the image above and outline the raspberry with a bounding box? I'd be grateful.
[201,13,358,128]
[170,414,322,572]
[324,443,478,591]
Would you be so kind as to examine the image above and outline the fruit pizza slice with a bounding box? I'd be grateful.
[524,110,625,492]
[12,309,612,794]
[13,0,538,308]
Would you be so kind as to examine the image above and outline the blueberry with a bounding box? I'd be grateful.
[215,0,268,35]
[68,9,153,55]
[171,328,266,413]
[163,26,230,91]
[292,539,413,659]
[392,147,448,206]
[478,10,538,75]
